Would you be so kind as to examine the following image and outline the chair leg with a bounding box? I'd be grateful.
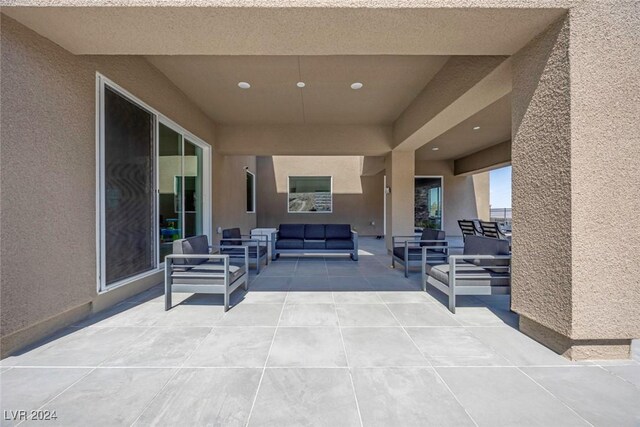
[448,292,456,313]
[224,292,230,312]
[391,257,395,268]
[164,267,172,311]
[404,263,409,278]
[244,276,248,291]
[255,255,260,275]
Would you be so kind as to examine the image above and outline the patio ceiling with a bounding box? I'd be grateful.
[416,94,511,161]
[147,55,449,125]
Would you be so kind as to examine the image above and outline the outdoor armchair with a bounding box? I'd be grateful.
[165,235,249,312]
[422,235,511,313]
[221,227,269,274]
[392,229,448,277]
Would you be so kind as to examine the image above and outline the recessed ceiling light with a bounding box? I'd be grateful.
[350,82,363,90]
[238,82,251,89]
[473,126,481,130]
[432,147,440,151]
[296,82,306,88]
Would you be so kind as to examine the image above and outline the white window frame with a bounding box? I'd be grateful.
[414,175,444,230]
[246,170,256,214]
[96,73,212,293]
[287,176,333,214]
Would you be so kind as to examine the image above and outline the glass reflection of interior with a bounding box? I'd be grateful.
[183,140,203,238]
[415,177,443,230]
[158,123,182,263]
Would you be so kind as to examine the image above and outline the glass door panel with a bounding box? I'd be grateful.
[415,177,443,230]
[158,123,183,263]
[183,139,203,238]
[103,87,156,285]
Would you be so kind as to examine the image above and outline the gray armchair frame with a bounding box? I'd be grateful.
[165,245,249,312]
[421,246,511,313]
[220,234,269,274]
[391,235,449,277]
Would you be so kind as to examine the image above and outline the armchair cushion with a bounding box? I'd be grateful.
[463,235,510,273]
[425,263,510,287]
[221,228,242,246]
[304,224,326,240]
[419,229,446,250]
[171,264,246,285]
[173,235,209,265]
[325,224,351,240]
[279,224,305,240]
[326,239,354,250]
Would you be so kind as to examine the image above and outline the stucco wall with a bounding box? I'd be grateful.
[0,15,243,355]
[256,156,384,236]
[512,3,640,355]
[415,160,490,237]
[212,155,258,242]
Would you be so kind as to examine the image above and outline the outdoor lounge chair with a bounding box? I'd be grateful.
[457,219,481,241]
[392,229,448,277]
[165,235,249,312]
[220,227,269,274]
[422,235,511,313]
[479,221,509,239]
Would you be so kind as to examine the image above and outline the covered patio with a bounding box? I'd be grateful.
[2,238,639,426]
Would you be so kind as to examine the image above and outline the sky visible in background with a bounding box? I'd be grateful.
[490,166,512,208]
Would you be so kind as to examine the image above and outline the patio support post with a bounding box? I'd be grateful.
[511,4,640,360]
[384,150,415,252]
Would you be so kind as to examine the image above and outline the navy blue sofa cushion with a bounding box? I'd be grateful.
[279,224,305,240]
[276,239,304,249]
[326,239,354,250]
[304,240,326,249]
[325,224,351,240]
[304,224,325,240]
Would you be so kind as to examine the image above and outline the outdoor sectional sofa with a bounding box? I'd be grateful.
[271,224,358,260]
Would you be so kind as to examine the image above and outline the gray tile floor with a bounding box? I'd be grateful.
[2,238,639,426]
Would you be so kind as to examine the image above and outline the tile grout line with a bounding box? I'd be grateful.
[129,325,216,426]
[333,290,365,427]
[244,288,288,427]
[15,366,98,427]
[595,364,640,391]
[516,367,595,427]
[379,295,481,427]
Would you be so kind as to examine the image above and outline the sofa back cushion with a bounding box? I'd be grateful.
[325,224,351,240]
[463,235,510,272]
[173,235,209,265]
[304,224,326,240]
[221,228,242,245]
[279,224,305,240]
[419,229,446,247]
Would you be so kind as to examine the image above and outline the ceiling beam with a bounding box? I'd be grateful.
[454,140,511,176]
[393,56,512,152]
[215,124,392,156]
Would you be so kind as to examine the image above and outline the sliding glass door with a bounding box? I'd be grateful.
[97,75,211,291]
[103,86,156,285]
[415,176,443,230]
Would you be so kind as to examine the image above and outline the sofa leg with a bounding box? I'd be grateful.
[404,264,409,278]
[448,293,456,313]
[256,257,260,275]
[224,292,230,312]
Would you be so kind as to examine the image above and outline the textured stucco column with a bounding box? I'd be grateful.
[385,150,415,250]
[512,4,640,360]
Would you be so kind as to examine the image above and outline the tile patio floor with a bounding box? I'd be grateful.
[1,238,639,426]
